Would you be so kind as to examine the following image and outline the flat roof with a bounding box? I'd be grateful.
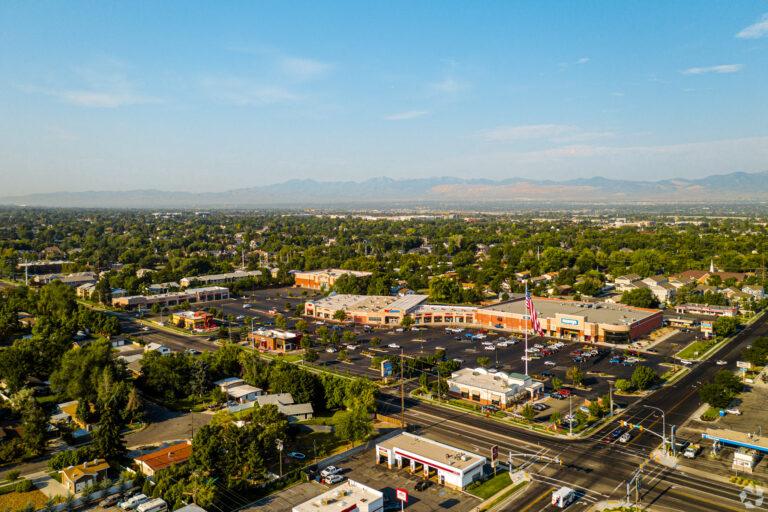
[480,297,658,325]
[295,268,373,278]
[310,294,427,314]
[251,328,298,339]
[448,368,532,394]
[413,304,476,315]
[292,480,382,512]
[227,384,262,397]
[377,432,485,471]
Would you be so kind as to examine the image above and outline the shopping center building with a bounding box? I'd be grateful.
[475,297,662,344]
[293,268,373,291]
[447,367,544,409]
[304,293,662,343]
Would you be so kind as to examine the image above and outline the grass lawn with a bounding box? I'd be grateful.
[0,490,49,510]
[677,338,717,360]
[468,472,512,499]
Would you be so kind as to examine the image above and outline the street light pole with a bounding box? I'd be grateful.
[569,394,573,436]
[643,405,666,453]
[609,381,614,418]
[276,439,284,477]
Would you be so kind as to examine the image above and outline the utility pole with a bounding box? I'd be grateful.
[609,381,614,418]
[400,349,405,429]
[569,394,573,436]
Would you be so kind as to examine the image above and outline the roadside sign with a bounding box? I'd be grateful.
[395,488,408,503]
[491,445,499,463]
[701,321,713,338]
[381,360,393,378]
[737,361,753,370]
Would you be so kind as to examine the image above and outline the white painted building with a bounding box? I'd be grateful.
[375,433,485,490]
[447,367,543,409]
[292,479,383,512]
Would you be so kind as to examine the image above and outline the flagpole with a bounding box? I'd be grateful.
[524,284,529,377]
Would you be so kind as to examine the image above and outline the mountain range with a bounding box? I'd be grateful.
[3,171,768,209]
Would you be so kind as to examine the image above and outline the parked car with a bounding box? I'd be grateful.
[320,466,343,478]
[100,495,121,508]
[324,474,345,485]
[243,303,252,308]
[726,408,742,415]
[388,343,401,349]
[544,360,556,366]
[325,347,337,353]
[415,479,432,491]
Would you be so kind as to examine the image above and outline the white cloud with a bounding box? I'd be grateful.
[200,77,300,106]
[479,124,576,141]
[430,77,467,94]
[384,110,429,121]
[576,57,590,64]
[681,64,743,75]
[280,56,332,80]
[20,60,160,108]
[478,124,612,143]
[736,13,768,39]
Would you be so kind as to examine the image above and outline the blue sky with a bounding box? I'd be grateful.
[1,1,767,194]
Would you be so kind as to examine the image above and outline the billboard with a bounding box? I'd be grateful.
[395,488,408,503]
[381,360,394,378]
[701,321,713,338]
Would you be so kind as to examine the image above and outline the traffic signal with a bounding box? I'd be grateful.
[620,420,626,426]
[639,425,644,432]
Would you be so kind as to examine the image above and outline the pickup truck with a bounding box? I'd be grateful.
[683,443,701,459]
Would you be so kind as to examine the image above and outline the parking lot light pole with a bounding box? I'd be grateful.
[643,405,666,452]
[569,394,573,436]
[609,381,614,418]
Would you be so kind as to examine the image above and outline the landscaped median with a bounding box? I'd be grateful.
[675,311,766,362]
[468,471,529,512]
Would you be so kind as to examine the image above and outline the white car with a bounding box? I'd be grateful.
[320,466,343,478]
[475,334,487,339]
[484,345,496,351]
[716,360,727,365]
[544,360,556,366]
[388,343,401,349]
[324,474,345,485]
[619,432,632,443]
[243,303,252,308]
[726,408,742,415]
[521,356,531,361]
[534,343,544,349]
[680,359,693,366]
[345,344,358,350]
[141,326,150,331]
[325,347,337,353]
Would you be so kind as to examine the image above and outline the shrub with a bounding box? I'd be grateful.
[15,479,33,493]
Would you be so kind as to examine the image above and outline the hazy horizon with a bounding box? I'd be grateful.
[2,2,768,195]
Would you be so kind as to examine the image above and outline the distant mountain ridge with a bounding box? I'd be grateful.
[3,170,768,208]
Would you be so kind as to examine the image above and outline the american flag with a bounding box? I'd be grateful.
[525,290,544,336]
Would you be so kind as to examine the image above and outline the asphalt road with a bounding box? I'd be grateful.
[375,312,768,512]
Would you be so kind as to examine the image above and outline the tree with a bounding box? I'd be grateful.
[333,310,347,322]
[520,403,536,422]
[19,396,47,457]
[125,387,143,424]
[274,313,287,330]
[476,356,491,368]
[335,407,372,444]
[551,376,563,390]
[621,288,659,308]
[615,378,632,392]
[369,337,381,348]
[714,316,740,338]
[295,319,308,333]
[630,365,657,391]
[699,382,734,409]
[566,366,584,387]
[337,349,349,362]
[549,411,562,426]
[93,375,127,461]
[304,349,319,363]
[400,315,414,329]
[419,372,428,391]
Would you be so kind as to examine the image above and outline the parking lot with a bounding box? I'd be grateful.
[249,444,481,512]
[173,289,696,411]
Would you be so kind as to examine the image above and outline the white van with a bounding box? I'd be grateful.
[136,498,167,512]
[551,486,576,508]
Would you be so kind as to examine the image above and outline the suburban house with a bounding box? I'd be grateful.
[214,377,245,391]
[144,343,172,356]
[60,459,110,494]
[134,441,192,477]
[255,393,314,421]
[51,400,92,435]
[742,285,765,300]
[226,384,263,404]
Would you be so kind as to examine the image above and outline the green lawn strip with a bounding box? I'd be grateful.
[478,480,528,511]
[467,472,511,499]
[676,338,718,360]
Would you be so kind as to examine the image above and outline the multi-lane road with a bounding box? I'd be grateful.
[377,312,768,511]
